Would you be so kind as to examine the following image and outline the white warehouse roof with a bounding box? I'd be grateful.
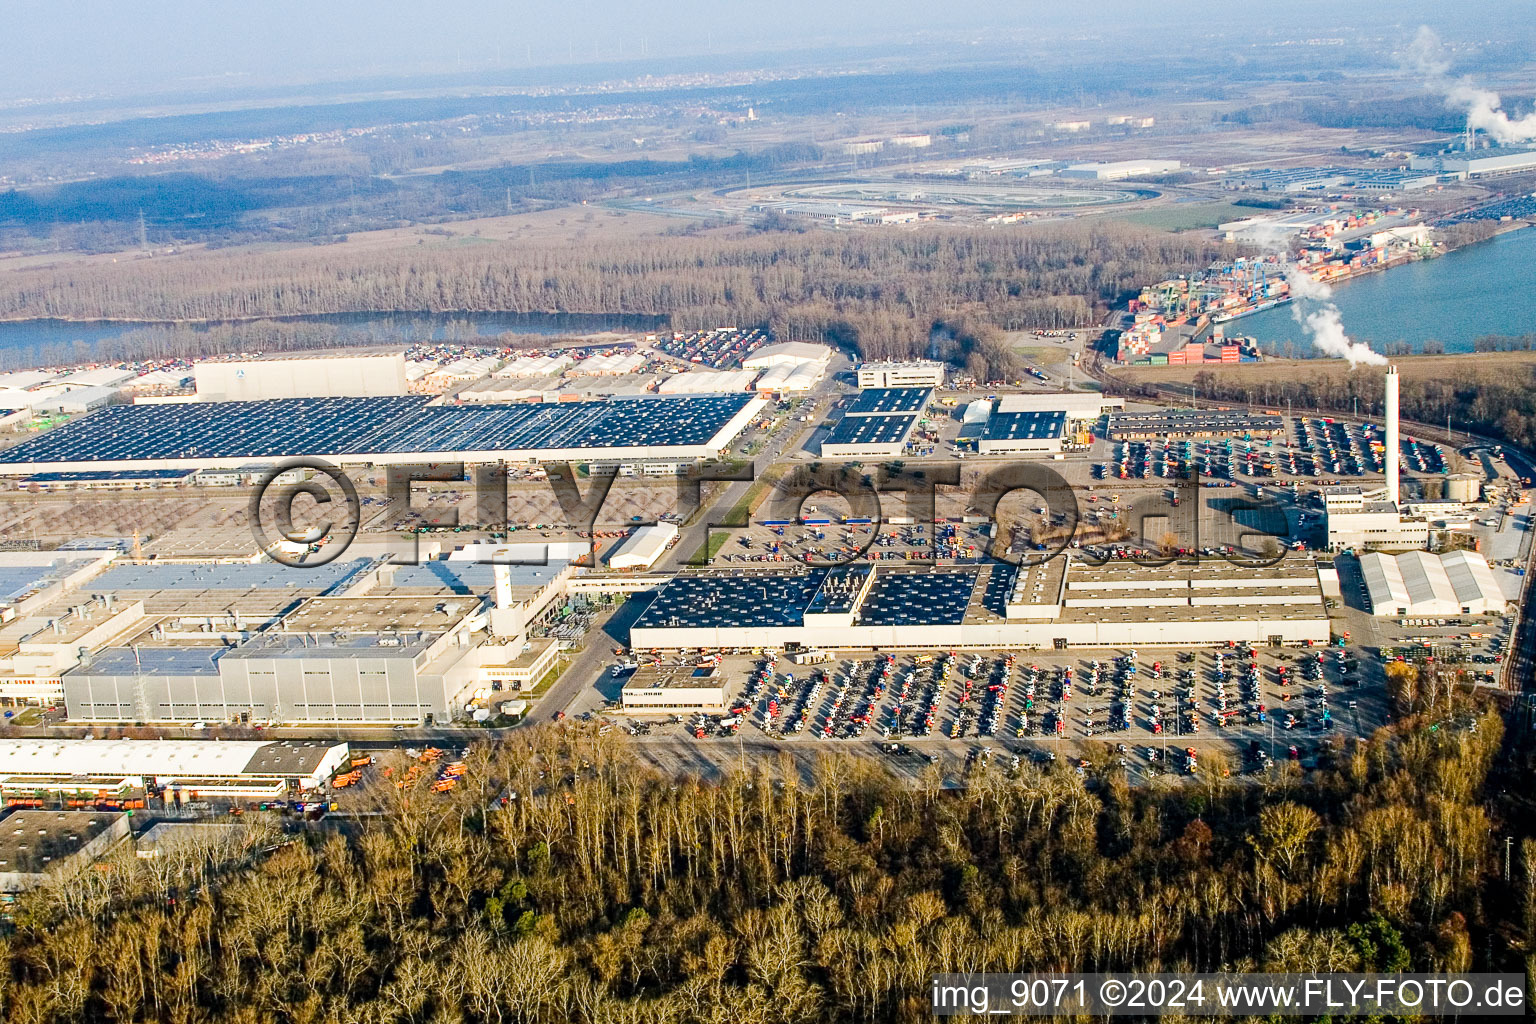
[658,369,759,394]
[573,352,646,375]
[996,393,1123,417]
[608,523,679,570]
[0,371,53,391]
[0,738,347,786]
[1360,550,1507,616]
[742,342,833,369]
[56,368,137,388]
[495,354,574,378]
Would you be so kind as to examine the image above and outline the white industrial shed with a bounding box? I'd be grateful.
[0,738,350,798]
[996,393,1123,420]
[1359,550,1507,616]
[495,354,574,378]
[196,353,410,400]
[754,361,824,394]
[742,342,832,369]
[962,401,992,424]
[608,523,679,570]
[658,370,759,394]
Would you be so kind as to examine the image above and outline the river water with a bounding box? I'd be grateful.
[1233,225,1536,355]
[2,229,1531,361]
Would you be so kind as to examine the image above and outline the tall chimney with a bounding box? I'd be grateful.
[493,564,513,610]
[1385,364,1400,509]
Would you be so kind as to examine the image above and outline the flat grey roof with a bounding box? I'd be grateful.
[0,809,123,876]
[73,646,222,677]
[87,559,370,594]
[384,560,568,594]
[0,558,100,604]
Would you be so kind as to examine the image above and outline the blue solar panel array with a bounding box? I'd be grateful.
[857,568,978,626]
[632,566,987,632]
[23,469,195,483]
[0,394,755,466]
[982,410,1066,442]
[824,414,916,447]
[634,570,828,629]
[846,387,931,415]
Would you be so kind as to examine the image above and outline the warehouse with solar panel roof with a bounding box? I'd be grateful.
[0,393,766,473]
[628,557,1330,651]
[820,388,931,459]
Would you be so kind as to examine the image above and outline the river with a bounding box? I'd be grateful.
[1233,225,1536,355]
[0,310,667,361]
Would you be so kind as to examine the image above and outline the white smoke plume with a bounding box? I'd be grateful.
[1283,267,1387,368]
[1409,27,1536,146]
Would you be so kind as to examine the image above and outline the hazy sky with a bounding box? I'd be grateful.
[1,0,1525,103]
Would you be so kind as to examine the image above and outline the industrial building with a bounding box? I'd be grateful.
[494,354,574,378]
[753,361,824,395]
[0,738,349,802]
[0,550,117,621]
[856,361,945,389]
[0,393,767,474]
[14,468,198,491]
[1105,409,1285,441]
[742,342,832,371]
[58,557,574,725]
[977,410,1067,455]
[0,367,153,416]
[820,388,931,459]
[1350,170,1441,192]
[193,352,409,401]
[628,557,1330,651]
[607,523,679,571]
[657,369,760,394]
[1061,159,1180,180]
[1223,167,1358,192]
[1358,550,1507,616]
[961,158,1062,177]
[744,343,831,394]
[1409,150,1536,178]
[992,392,1123,421]
[454,378,549,403]
[0,596,148,707]
[473,638,560,698]
[1322,488,1429,551]
[0,809,129,892]
[570,352,647,376]
[957,389,1118,448]
[1323,366,1436,552]
[620,664,728,714]
[64,594,486,725]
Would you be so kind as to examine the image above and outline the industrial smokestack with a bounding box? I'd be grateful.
[493,564,513,610]
[1385,365,1400,509]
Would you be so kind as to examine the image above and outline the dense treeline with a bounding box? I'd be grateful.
[1222,95,1468,133]
[0,319,607,374]
[0,225,1229,376]
[1,702,1530,1023]
[1166,357,1536,450]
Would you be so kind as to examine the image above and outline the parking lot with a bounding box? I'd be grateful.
[590,642,1390,780]
[1096,416,1446,482]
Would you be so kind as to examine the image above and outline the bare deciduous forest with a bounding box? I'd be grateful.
[1117,356,1536,451]
[0,225,1230,378]
[1,686,1531,1024]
